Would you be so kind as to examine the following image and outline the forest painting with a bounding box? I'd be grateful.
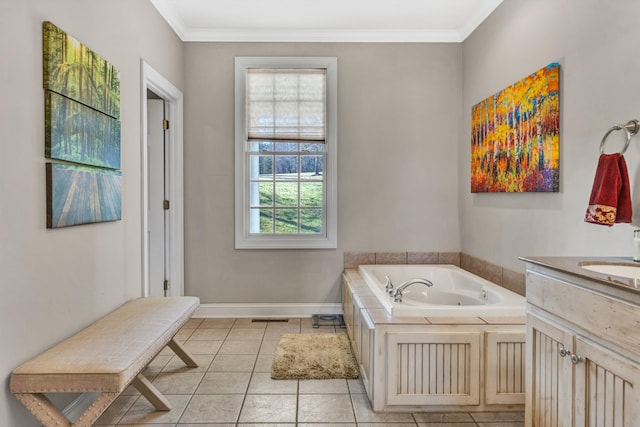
[45,90,121,169]
[43,22,122,227]
[46,163,122,228]
[43,21,120,118]
[471,62,560,192]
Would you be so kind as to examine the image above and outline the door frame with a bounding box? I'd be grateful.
[140,60,184,297]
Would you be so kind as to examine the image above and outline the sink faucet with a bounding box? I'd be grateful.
[391,278,434,302]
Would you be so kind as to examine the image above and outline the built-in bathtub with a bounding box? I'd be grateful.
[358,264,526,317]
[342,265,526,412]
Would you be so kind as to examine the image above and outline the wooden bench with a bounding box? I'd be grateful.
[10,296,200,427]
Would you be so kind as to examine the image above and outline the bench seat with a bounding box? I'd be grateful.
[11,296,200,427]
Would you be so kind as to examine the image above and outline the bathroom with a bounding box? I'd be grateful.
[3,0,640,425]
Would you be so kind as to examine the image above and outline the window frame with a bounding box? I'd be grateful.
[234,57,338,249]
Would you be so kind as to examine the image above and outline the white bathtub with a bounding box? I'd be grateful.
[358,264,525,317]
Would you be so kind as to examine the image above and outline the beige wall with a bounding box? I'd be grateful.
[460,0,640,272]
[183,42,463,304]
[4,0,635,423]
[0,0,183,424]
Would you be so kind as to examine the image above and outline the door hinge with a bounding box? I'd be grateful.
[163,280,169,291]
[163,119,169,130]
[163,200,170,210]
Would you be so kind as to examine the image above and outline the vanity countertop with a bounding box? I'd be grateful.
[519,256,640,295]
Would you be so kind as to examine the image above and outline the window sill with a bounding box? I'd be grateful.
[235,235,337,250]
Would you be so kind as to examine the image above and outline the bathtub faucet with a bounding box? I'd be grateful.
[384,276,394,294]
[391,278,434,303]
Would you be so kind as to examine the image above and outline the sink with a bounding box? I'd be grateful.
[579,263,640,279]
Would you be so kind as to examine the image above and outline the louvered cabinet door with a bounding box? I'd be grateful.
[342,279,354,343]
[359,309,375,399]
[526,314,574,427]
[352,294,363,364]
[386,331,481,406]
[485,331,526,405]
[573,336,640,427]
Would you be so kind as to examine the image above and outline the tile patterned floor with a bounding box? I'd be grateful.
[95,317,525,426]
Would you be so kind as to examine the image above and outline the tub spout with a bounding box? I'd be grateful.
[391,278,434,303]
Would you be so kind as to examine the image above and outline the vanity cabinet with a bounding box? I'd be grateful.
[524,266,640,427]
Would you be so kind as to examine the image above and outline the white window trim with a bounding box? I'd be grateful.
[234,57,338,249]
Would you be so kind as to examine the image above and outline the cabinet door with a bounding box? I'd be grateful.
[342,281,354,342]
[573,336,640,427]
[386,331,481,406]
[485,330,526,405]
[352,294,363,363]
[359,309,375,399]
[526,314,574,427]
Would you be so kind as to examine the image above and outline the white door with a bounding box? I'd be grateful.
[147,97,169,297]
[141,61,184,298]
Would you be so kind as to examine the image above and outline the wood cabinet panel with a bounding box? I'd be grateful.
[386,331,480,406]
[525,265,640,427]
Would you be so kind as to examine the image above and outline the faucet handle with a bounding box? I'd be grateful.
[384,276,394,294]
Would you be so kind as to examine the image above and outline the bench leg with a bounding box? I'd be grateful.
[131,374,172,411]
[14,393,71,427]
[14,392,118,427]
[73,392,121,427]
[168,337,198,368]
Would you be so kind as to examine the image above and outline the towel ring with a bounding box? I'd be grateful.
[600,119,640,155]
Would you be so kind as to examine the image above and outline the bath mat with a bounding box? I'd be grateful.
[271,333,359,380]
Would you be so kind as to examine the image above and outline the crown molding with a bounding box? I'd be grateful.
[150,0,503,43]
[180,28,465,43]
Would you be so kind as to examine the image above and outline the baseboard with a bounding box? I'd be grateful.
[194,303,343,318]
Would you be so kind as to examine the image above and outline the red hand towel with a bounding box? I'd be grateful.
[584,153,632,226]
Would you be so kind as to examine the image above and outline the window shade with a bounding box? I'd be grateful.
[246,68,326,142]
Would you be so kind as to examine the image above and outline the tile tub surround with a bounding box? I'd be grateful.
[344,251,525,296]
[95,316,524,426]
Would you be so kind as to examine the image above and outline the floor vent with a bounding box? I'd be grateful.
[251,319,289,323]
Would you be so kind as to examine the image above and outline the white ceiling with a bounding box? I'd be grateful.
[150,0,503,43]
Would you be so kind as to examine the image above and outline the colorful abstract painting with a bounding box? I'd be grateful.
[471,63,560,192]
[46,163,122,228]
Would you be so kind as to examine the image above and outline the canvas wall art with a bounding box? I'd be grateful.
[45,90,121,169]
[43,22,122,228]
[471,62,560,193]
[43,21,120,118]
[46,163,122,228]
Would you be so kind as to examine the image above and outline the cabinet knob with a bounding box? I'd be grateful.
[559,345,570,357]
[571,354,584,364]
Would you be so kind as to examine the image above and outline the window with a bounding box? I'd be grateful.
[235,57,337,249]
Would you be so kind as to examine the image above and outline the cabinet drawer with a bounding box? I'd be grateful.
[526,271,640,357]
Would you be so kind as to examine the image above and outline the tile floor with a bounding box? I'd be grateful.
[95,317,525,426]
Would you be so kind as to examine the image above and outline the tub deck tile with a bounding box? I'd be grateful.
[478,315,526,324]
[425,316,487,324]
[366,309,430,324]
